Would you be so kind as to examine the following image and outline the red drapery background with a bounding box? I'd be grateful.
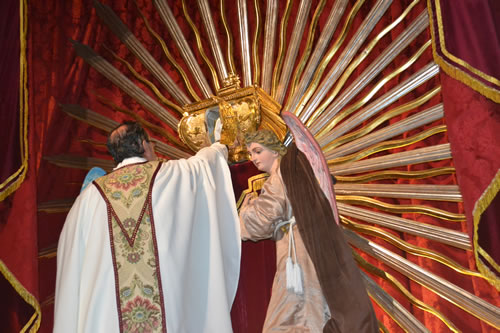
[429,0,500,292]
[0,0,498,332]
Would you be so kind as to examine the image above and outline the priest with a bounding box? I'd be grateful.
[54,121,241,333]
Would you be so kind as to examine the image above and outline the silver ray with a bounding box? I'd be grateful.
[339,203,469,249]
[317,63,440,145]
[71,41,179,130]
[334,183,462,202]
[309,9,429,132]
[297,0,393,120]
[93,0,191,105]
[330,143,452,175]
[283,0,348,113]
[362,272,431,332]
[326,104,444,159]
[345,230,500,328]
[154,0,213,98]
[197,0,230,81]
[260,0,279,93]
[274,0,312,104]
[237,0,252,86]
[60,104,191,159]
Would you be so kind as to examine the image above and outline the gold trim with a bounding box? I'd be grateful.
[270,0,293,98]
[182,0,220,91]
[327,125,446,164]
[351,250,460,332]
[324,86,440,152]
[0,0,29,201]
[307,0,421,126]
[236,173,268,209]
[478,247,500,276]
[220,0,237,75]
[251,0,261,85]
[334,167,455,183]
[136,2,200,103]
[433,0,500,86]
[0,260,41,332]
[183,85,256,112]
[314,40,431,135]
[428,0,500,103]
[472,169,500,291]
[289,0,326,95]
[294,0,366,118]
[337,195,465,222]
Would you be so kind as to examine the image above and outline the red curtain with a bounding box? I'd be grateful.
[429,0,500,293]
[0,0,40,331]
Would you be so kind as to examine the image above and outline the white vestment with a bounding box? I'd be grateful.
[54,143,241,333]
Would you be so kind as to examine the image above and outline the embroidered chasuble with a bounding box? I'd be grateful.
[94,161,166,333]
[54,144,240,333]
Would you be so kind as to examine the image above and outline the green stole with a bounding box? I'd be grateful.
[94,160,166,333]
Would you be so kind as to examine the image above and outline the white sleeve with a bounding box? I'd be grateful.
[195,142,228,161]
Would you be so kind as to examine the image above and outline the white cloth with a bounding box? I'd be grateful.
[54,143,241,333]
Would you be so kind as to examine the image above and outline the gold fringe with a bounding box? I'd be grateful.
[472,169,500,291]
[427,0,500,103]
[0,260,41,332]
[0,0,29,201]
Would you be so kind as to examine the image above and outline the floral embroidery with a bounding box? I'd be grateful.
[123,218,137,229]
[122,296,161,333]
[107,167,146,191]
[121,287,133,299]
[128,252,141,263]
[147,258,157,268]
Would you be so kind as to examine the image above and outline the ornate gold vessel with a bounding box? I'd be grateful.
[178,83,287,162]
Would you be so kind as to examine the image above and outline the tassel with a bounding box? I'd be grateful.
[285,218,304,294]
[293,262,303,294]
[286,222,295,291]
[286,257,295,291]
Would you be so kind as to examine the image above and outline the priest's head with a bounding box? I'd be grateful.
[107,121,157,163]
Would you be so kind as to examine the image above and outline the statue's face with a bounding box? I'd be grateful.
[247,142,279,173]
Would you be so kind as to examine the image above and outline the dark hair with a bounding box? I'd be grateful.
[106,121,149,163]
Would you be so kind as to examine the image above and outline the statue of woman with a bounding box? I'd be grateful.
[239,129,378,333]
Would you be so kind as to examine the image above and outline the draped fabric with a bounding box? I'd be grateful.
[428,0,500,103]
[281,143,378,333]
[0,0,498,332]
[0,0,27,200]
[229,161,276,333]
[429,0,500,291]
[441,72,500,291]
[0,0,40,331]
